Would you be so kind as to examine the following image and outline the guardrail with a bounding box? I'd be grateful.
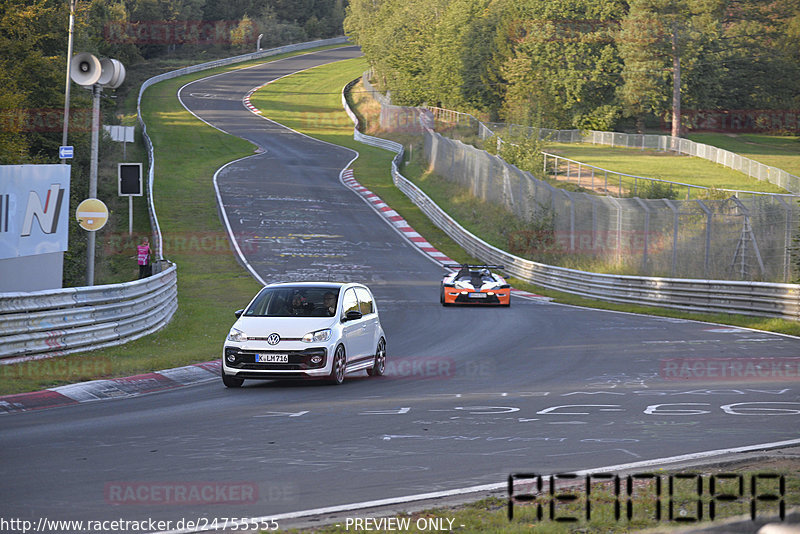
[0,38,352,364]
[344,77,800,321]
[0,264,178,362]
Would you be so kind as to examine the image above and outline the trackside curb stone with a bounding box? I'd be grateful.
[0,361,220,414]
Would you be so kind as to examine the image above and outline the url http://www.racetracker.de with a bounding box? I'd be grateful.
[0,516,280,533]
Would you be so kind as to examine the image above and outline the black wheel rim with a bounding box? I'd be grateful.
[376,340,386,374]
[334,348,345,383]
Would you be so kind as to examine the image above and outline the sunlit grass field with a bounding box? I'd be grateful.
[689,132,800,177]
[543,142,792,194]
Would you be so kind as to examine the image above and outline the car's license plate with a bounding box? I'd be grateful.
[468,292,487,298]
[257,353,289,363]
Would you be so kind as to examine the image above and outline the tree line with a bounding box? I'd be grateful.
[0,0,345,165]
[344,0,800,134]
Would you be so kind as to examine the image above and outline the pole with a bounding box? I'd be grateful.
[60,0,76,163]
[86,84,100,286]
[129,196,133,236]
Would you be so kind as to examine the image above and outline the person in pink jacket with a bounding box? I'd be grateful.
[137,237,151,279]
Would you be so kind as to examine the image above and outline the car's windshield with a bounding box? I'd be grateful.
[244,287,340,317]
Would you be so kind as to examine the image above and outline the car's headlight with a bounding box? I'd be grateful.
[302,329,331,343]
[227,328,247,342]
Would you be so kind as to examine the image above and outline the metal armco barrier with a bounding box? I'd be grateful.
[0,264,178,361]
[343,77,800,321]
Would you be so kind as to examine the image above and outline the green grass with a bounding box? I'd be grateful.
[543,142,791,195]
[0,45,346,396]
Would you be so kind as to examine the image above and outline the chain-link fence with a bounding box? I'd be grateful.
[360,73,800,282]
[423,131,799,282]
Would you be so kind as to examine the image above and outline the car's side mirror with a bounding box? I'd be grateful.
[344,310,363,321]
[234,309,244,318]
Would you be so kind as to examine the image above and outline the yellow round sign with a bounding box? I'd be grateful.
[76,198,109,231]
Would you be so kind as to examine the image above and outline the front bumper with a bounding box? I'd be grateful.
[442,287,510,305]
[222,346,329,379]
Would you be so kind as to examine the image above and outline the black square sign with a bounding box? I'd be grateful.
[118,163,142,196]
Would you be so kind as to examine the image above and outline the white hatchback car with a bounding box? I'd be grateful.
[222,282,387,386]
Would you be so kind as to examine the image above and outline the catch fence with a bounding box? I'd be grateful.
[423,132,798,282]
[360,74,799,282]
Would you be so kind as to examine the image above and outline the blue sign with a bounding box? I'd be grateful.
[59,146,74,159]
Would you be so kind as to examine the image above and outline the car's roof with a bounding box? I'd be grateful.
[261,281,366,290]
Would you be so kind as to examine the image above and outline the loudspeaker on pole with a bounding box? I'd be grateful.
[98,58,126,89]
[70,52,102,86]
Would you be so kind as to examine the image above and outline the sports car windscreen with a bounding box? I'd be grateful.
[244,287,340,317]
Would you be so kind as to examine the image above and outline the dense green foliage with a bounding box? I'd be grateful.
[345,0,800,131]
[0,0,345,166]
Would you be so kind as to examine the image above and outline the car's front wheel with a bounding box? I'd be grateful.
[221,366,244,388]
[328,345,346,385]
[366,338,386,377]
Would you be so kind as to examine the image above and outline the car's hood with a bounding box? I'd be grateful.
[234,316,337,338]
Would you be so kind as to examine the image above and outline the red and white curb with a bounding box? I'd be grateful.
[340,169,550,304]
[243,88,261,114]
[0,361,220,415]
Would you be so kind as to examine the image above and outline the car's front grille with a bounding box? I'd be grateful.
[454,293,501,304]
[224,347,326,370]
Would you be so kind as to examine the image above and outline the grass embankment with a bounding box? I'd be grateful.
[543,142,791,196]
[0,45,345,396]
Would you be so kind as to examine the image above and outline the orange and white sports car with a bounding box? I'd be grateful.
[440,264,510,306]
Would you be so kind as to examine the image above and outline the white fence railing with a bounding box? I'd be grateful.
[0,38,351,363]
[345,77,800,320]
